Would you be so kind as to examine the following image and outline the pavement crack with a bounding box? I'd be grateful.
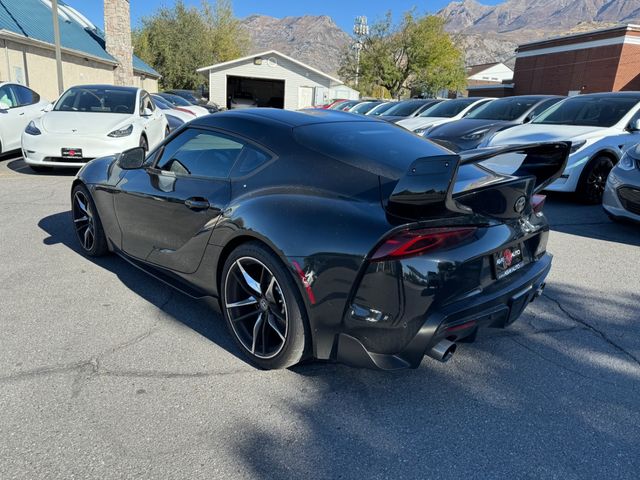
[508,336,619,387]
[0,360,95,384]
[543,293,640,366]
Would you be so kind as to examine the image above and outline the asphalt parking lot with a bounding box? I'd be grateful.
[1,155,639,480]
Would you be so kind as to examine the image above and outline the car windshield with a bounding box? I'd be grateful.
[173,91,199,103]
[466,97,540,121]
[368,102,395,116]
[533,95,640,127]
[54,87,136,114]
[383,101,428,117]
[419,99,477,118]
[351,102,381,114]
[160,94,192,107]
[152,96,172,110]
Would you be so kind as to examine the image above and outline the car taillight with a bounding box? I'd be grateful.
[176,107,196,116]
[531,194,546,214]
[371,227,477,262]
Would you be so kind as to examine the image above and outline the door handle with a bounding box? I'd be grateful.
[184,197,210,210]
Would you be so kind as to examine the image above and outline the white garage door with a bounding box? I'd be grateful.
[298,86,314,109]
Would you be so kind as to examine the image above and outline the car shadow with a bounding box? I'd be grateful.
[544,192,640,247]
[37,209,243,364]
[5,157,79,176]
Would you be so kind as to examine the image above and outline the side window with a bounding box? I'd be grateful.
[0,85,18,108]
[13,85,40,106]
[140,93,154,114]
[156,128,244,178]
[231,144,272,177]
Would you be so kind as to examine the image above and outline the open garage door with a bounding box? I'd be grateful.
[227,76,285,109]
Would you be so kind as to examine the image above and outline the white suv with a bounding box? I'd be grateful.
[0,82,49,154]
[486,92,640,203]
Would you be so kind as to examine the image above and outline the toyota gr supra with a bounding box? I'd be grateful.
[70,109,568,370]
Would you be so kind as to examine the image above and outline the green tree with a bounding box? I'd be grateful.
[339,12,466,98]
[133,0,250,90]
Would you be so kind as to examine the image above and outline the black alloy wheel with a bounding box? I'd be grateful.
[222,243,308,369]
[578,156,614,204]
[71,184,108,257]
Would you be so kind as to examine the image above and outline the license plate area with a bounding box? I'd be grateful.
[61,148,83,159]
[493,243,526,280]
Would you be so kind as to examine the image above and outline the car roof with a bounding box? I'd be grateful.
[575,92,640,99]
[65,84,139,93]
[191,108,377,128]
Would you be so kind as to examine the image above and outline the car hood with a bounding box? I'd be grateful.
[40,112,132,135]
[488,123,605,146]
[396,116,449,130]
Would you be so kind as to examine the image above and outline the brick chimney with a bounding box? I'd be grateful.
[104,0,134,86]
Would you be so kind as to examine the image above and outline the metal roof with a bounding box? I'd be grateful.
[0,0,159,77]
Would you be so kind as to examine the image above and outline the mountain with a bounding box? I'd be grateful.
[438,0,640,66]
[241,15,351,76]
[439,0,640,35]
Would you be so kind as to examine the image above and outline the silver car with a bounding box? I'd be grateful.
[603,143,640,223]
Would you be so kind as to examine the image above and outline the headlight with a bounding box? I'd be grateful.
[25,121,41,136]
[618,152,637,171]
[461,128,490,141]
[569,140,587,154]
[108,124,133,138]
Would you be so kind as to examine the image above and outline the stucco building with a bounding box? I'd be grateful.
[0,0,159,101]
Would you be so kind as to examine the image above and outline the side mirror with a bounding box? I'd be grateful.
[629,118,640,132]
[117,147,146,170]
[43,103,54,112]
[142,107,153,117]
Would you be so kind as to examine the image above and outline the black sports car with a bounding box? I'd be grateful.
[426,95,563,152]
[70,109,568,370]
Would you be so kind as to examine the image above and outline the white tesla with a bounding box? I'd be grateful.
[22,85,168,172]
[0,82,49,154]
[397,97,495,134]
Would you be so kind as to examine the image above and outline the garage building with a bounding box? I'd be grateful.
[197,50,359,110]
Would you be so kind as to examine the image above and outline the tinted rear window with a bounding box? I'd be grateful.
[383,100,428,117]
[466,97,540,121]
[419,99,478,118]
[293,121,450,179]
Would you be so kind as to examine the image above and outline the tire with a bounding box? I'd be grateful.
[71,183,109,257]
[29,165,52,173]
[577,155,614,205]
[139,135,148,152]
[221,242,309,369]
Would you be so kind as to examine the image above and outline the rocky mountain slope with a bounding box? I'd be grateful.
[241,15,350,76]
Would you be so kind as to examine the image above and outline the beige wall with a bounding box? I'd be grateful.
[0,39,159,100]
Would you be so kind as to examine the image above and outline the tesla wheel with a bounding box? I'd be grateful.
[71,184,108,257]
[139,135,148,152]
[578,156,613,204]
[221,243,309,369]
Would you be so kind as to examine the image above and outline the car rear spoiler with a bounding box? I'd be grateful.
[384,142,570,220]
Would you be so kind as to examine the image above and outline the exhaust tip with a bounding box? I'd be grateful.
[427,339,457,363]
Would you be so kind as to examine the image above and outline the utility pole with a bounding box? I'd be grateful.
[51,0,64,94]
[353,16,369,88]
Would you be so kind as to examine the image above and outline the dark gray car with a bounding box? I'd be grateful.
[426,96,563,152]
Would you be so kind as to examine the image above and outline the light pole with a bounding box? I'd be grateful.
[353,16,368,88]
[51,0,64,94]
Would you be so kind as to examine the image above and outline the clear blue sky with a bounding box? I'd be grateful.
[65,0,504,32]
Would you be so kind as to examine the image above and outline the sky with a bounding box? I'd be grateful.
[65,0,505,33]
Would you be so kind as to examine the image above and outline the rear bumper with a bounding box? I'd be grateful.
[335,253,552,370]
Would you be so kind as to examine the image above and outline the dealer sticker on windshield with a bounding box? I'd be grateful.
[494,245,525,280]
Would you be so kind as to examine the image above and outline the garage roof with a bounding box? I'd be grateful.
[197,50,344,85]
[0,0,160,78]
